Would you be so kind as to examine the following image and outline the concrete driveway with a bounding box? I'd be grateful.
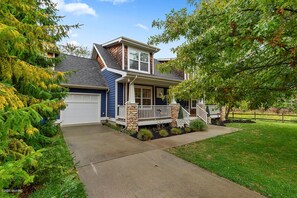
[63,124,263,198]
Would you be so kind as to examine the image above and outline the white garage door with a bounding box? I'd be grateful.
[61,93,101,125]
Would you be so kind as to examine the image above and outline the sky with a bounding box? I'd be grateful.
[53,0,193,58]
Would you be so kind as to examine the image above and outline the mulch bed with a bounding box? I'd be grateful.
[18,184,40,198]
[128,124,196,140]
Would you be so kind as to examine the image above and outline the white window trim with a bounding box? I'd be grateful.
[191,99,198,109]
[128,47,150,74]
[135,85,152,108]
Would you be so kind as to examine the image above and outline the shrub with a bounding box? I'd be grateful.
[40,120,59,137]
[178,106,184,119]
[190,119,207,131]
[185,127,192,133]
[122,129,137,135]
[104,122,121,131]
[137,129,153,141]
[171,128,182,135]
[159,129,169,137]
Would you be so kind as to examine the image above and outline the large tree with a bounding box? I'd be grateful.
[60,43,91,58]
[0,0,78,192]
[150,0,297,116]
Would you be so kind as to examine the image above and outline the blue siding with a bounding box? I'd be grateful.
[69,88,107,117]
[118,83,124,105]
[102,70,122,118]
[155,87,168,105]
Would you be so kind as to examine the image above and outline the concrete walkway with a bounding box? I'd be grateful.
[62,124,263,198]
[148,125,238,149]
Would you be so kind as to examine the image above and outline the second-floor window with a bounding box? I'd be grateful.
[129,48,150,73]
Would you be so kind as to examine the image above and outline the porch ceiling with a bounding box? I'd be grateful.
[119,75,181,87]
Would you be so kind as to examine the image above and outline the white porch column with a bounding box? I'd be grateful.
[171,95,177,104]
[128,82,135,103]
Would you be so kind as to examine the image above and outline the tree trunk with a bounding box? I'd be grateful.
[225,106,232,120]
[220,106,226,122]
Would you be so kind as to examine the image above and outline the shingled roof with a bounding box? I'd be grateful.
[94,44,122,70]
[56,54,107,88]
[153,59,184,81]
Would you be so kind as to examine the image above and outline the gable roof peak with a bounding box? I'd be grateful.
[102,36,160,53]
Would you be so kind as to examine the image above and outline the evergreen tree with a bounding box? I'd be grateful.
[0,0,78,191]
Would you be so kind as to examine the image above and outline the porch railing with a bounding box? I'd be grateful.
[181,107,190,125]
[196,105,208,124]
[117,105,125,119]
[138,105,171,120]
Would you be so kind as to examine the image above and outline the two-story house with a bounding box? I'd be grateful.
[56,37,208,128]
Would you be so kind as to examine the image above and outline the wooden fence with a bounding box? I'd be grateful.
[231,111,297,123]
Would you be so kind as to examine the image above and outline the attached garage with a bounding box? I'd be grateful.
[61,93,101,125]
[55,54,108,126]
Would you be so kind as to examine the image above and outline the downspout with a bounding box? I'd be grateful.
[130,75,137,84]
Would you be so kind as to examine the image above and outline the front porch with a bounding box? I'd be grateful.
[114,74,210,130]
[116,103,210,131]
[116,104,192,127]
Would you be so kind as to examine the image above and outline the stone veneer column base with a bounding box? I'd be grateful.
[126,103,138,131]
[170,104,180,128]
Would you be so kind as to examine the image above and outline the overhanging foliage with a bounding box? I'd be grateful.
[150,0,297,111]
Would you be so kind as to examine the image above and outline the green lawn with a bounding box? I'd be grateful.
[28,130,86,198]
[168,121,297,197]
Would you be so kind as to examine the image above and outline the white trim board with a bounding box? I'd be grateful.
[93,44,107,68]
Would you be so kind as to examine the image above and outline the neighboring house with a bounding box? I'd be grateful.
[56,37,209,127]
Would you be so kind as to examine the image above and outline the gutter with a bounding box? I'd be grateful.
[126,73,182,83]
[61,83,109,90]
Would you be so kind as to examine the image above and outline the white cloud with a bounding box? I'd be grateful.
[135,23,149,31]
[99,0,132,5]
[52,0,96,16]
[67,40,80,46]
[71,33,79,38]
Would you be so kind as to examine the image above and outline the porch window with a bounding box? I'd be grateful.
[191,99,197,109]
[129,48,150,73]
[135,86,152,107]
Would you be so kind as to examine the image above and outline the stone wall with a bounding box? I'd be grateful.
[126,103,138,131]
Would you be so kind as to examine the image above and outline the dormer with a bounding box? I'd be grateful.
[93,37,160,74]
